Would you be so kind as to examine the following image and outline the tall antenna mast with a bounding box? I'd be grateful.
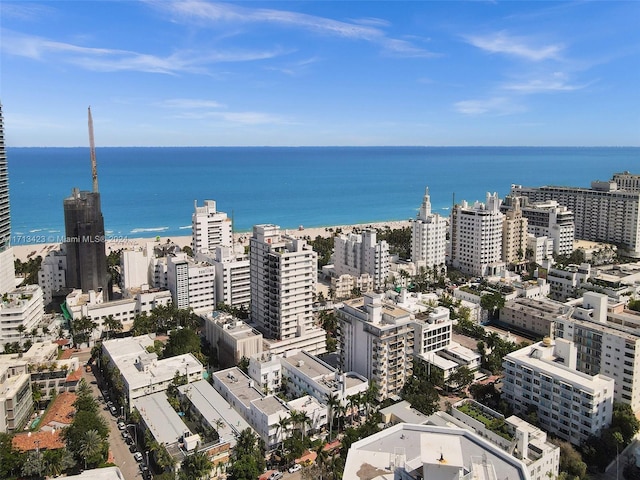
[88,107,99,193]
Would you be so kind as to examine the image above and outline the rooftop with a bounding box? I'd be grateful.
[344,423,529,480]
[12,429,65,452]
[133,392,191,446]
[177,380,253,447]
[39,392,76,429]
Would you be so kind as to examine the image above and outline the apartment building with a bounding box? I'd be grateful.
[411,187,448,270]
[501,197,529,265]
[503,196,575,256]
[101,335,203,408]
[333,229,389,291]
[0,285,44,351]
[0,359,32,433]
[250,225,317,341]
[211,246,250,309]
[167,253,215,313]
[502,338,614,445]
[511,176,640,258]
[202,312,263,368]
[38,248,68,304]
[191,200,233,257]
[555,292,640,411]
[499,297,566,338]
[337,293,414,401]
[448,193,505,277]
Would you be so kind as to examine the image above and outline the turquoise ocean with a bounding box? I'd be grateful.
[7,146,639,245]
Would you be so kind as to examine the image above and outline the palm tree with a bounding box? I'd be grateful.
[79,429,103,469]
[103,315,123,339]
[325,393,340,441]
[180,450,212,480]
[16,324,25,347]
[277,414,291,448]
[43,449,75,477]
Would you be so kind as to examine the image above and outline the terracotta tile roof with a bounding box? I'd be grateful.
[58,348,77,360]
[39,392,77,428]
[66,368,83,382]
[55,339,71,346]
[12,430,65,452]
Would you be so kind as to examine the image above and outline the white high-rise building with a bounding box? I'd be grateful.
[333,230,389,291]
[250,225,317,341]
[448,193,505,277]
[503,196,574,256]
[337,292,414,401]
[38,247,68,304]
[167,253,215,313]
[192,200,233,257]
[411,187,447,270]
[212,246,250,309]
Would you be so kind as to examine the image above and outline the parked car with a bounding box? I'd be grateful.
[268,472,283,480]
[129,445,137,453]
[133,452,143,462]
[125,436,134,446]
[288,464,302,473]
[117,421,125,430]
[110,405,118,415]
[121,431,130,440]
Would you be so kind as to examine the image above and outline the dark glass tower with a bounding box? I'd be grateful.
[63,108,108,295]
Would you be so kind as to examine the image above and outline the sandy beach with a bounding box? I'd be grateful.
[12,220,412,262]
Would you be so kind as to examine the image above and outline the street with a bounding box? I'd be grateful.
[74,350,143,480]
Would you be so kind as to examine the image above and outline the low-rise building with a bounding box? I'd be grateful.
[0,359,32,433]
[101,335,203,408]
[499,297,567,338]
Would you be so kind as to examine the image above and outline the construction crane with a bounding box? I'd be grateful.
[88,106,99,193]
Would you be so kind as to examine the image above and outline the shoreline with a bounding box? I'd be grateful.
[12,219,412,262]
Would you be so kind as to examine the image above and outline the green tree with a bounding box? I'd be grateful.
[551,439,587,480]
[78,429,104,469]
[228,428,265,480]
[179,450,212,480]
[103,315,123,340]
[43,448,75,477]
[163,327,202,360]
[0,432,24,479]
[401,361,440,416]
[21,450,45,478]
[446,366,474,392]
[480,292,505,320]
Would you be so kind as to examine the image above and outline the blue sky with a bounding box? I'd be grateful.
[1,1,639,147]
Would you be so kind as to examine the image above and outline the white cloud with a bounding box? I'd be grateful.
[502,72,589,93]
[465,31,563,61]
[454,97,525,116]
[156,0,437,57]
[0,29,287,74]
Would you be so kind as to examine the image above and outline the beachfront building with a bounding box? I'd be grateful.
[167,252,215,313]
[101,335,203,409]
[337,292,414,401]
[501,197,529,266]
[428,402,560,480]
[0,106,16,297]
[555,292,640,412]
[511,175,640,258]
[191,200,233,259]
[0,284,44,351]
[202,312,263,368]
[0,355,32,433]
[343,423,532,480]
[333,229,390,291]
[211,246,250,309]
[38,247,68,304]
[448,193,505,277]
[502,338,614,446]
[249,225,317,341]
[505,197,575,256]
[411,187,448,270]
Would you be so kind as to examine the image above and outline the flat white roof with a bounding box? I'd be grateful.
[133,392,191,446]
[177,380,253,447]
